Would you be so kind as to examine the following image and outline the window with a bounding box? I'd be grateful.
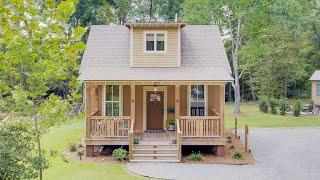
[105,85,120,116]
[317,83,320,96]
[190,85,205,116]
[145,32,166,52]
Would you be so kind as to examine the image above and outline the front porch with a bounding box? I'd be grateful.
[84,81,227,160]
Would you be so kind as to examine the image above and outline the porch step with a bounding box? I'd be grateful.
[130,143,180,162]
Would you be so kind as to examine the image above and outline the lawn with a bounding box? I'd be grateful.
[225,102,320,129]
[42,120,142,180]
[42,102,320,179]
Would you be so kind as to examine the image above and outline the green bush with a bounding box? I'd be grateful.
[77,149,84,160]
[233,152,243,160]
[293,100,301,117]
[269,98,277,115]
[279,99,287,116]
[112,147,128,161]
[259,96,268,113]
[189,151,203,161]
[68,141,77,152]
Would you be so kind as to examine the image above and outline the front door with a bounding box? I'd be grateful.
[146,91,164,130]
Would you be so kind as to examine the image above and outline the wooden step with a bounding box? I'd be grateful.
[133,154,178,157]
[133,149,178,154]
[133,144,177,149]
[131,155,179,161]
[130,159,180,163]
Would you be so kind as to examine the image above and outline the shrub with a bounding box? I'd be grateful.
[293,100,301,117]
[259,96,268,113]
[68,141,77,152]
[77,149,84,160]
[233,152,243,160]
[112,147,128,161]
[279,99,287,116]
[189,151,203,161]
[226,136,232,143]
[269,98,277,115]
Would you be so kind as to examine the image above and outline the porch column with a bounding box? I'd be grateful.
[220,83,225,138]
[175,85,180,119]
[85,82,91,139]
[130,85,135,119]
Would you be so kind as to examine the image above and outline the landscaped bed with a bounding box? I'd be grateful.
[181,131,255,165]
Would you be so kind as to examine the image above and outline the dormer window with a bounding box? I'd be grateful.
[144,31,167,52]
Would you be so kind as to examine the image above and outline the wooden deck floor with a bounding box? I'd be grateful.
[134,131,176,141]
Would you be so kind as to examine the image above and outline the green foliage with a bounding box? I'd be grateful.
[0,121,48,179]
[77,149,85,160]
[166,119,175,127]
[279,99,287,116]
[259,96,269,113]
[233,152,243,160]
[293,100,302,117]
[189,151,203,161]
[112,147,128,161]
[38,94,70,128]
[269,98,278,115]
[68,141,77,152]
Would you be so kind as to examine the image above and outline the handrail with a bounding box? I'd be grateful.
[179,116,220,120]
[89,116,131,138]
[128,117,135,160]
[176,118,182,161]
[91,116,131,120]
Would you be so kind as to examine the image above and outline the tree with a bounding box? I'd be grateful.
[1,0,85,179]
[0,120,48,179]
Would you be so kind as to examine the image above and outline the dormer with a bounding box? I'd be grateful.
[125,23,186,68]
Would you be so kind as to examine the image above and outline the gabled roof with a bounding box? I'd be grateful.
[78,25,233,82]
[310,70,320,81]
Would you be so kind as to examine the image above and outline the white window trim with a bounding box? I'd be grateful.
[103,85,123,116]
[188,85,207,116]
[143,31,168,53]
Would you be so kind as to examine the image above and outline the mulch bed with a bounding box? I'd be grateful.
[181,131,255,165]
[66,131,254,165]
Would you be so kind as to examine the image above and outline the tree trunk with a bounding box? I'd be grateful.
[149,0,153,22]
[232,19,242,113]
[34,114,43,180]
[248,69,257,101]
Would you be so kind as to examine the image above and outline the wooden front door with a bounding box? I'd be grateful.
[146,91,164,130]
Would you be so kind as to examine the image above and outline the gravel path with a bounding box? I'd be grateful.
[127,127,320,180]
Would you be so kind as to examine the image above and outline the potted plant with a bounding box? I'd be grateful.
[133,138,139,144]
[166,119,175,131]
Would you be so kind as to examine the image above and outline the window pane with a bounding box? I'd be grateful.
[146,34,154,51]
[317,84,320,96]
[106,85,112,101]
[191,85,198,102]
[197,85,204,101]
[156,34,164,51]
[106,102,113,116]
[113,102,119,116]
[113,85,119,101]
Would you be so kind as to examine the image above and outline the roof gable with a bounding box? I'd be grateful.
[78,25,233,81]
[310,70,320,81]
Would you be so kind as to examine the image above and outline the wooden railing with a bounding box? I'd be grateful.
[176,118,182,160]
[128,118,135,160]
[90,116,132,138]
[179,116,220,137]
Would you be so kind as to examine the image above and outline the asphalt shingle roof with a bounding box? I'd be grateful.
[310,70,320,81]
[78,25,233,81]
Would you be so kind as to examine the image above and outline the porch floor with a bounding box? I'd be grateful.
[134,131,176,145]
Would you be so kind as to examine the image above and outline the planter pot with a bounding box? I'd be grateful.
[167,125,175,131]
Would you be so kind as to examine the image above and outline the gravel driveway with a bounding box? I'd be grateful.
[127,128,320,180]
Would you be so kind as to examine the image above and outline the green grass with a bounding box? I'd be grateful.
[225,102,320,129]
[42,120,142,180]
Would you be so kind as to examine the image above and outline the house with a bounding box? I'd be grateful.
[78,23,233,162]
[310,70,320,104]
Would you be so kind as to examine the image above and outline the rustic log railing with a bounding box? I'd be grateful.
[90,116,132,138]
[179,116,220,137]
[176,118,182,160]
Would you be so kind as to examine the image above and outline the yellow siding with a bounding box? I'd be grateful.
[132,27,180,67]
[312,81,320,104]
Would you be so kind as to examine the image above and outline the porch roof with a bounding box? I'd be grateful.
[310,70,320,81]
[78,25,233,82]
